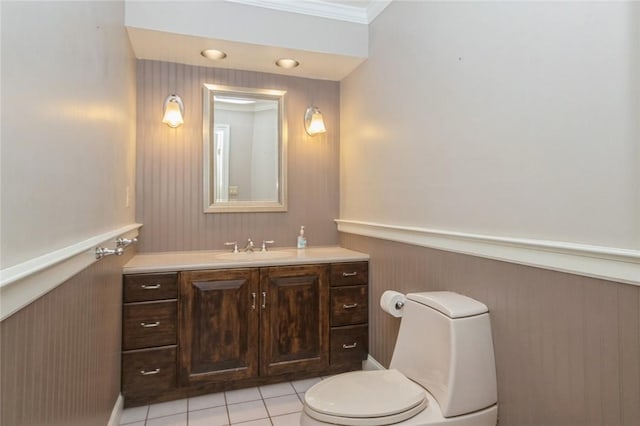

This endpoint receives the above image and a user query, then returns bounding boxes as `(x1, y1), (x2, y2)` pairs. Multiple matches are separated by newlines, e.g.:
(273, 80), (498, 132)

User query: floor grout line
(121, 377), (320, 426)
(223, 390), (231, 425)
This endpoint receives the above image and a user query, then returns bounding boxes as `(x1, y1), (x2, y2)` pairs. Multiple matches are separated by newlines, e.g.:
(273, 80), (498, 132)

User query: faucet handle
(224, 241), (239, 253)
(261, 240), (275, 252)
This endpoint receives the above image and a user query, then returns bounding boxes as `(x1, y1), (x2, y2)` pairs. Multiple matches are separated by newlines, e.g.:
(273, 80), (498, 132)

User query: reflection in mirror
(203, 84), (287, 212)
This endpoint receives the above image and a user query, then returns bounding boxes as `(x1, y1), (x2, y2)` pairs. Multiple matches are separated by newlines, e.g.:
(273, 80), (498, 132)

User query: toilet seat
(304, 369), (428, 426)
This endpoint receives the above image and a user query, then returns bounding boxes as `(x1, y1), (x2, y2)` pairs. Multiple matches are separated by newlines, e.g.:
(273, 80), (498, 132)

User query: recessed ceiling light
(201, 49), (227, 60)
(275, 58), (300, 69)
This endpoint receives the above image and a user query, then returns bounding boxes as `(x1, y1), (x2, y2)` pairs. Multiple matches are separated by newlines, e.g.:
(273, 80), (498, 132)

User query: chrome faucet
(261, 240), (275, 252)
(244, 238), (255, 252)
(224, 241), (239, 253)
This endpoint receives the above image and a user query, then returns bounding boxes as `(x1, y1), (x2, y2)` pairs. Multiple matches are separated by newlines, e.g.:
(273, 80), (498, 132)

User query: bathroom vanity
(120, 247), (369, 407)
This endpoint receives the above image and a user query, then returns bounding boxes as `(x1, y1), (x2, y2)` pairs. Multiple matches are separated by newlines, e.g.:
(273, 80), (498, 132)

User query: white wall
(251, 108), (278, 201)
(340, 1), (640, 250)
(217, 109), (255, 200)
(1, 1), (137, 268)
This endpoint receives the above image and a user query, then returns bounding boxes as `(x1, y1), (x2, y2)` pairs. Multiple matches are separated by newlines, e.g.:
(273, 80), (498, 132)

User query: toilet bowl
(303, 370), (428, 425)
(301, 291), (498, 426)
(301, 378), (497, 426)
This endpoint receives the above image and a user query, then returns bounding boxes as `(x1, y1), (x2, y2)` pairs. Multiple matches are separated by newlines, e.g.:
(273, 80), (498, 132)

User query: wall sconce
(162, 94), (184, 128)
(304, 106), (326, 136)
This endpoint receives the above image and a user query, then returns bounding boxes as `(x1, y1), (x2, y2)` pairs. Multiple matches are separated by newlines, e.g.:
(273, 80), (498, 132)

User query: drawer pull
(342, 272), (358, 277)
(140, 321), (160, 328)
(141, 284), (161, 290)
(140, 369), (160, 376)
(343, 303), (359, 309)
(342, 343), (358, 349)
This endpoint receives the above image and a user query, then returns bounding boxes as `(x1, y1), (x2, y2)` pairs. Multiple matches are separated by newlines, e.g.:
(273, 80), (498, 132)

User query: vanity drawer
(330, 262), (368, 287)
(123, 301), (177, 350)
(331, 286), (368, 326)
(331, 325), (368, 365)
(122, 346), (176, 395)
(124, 273), (178, 303)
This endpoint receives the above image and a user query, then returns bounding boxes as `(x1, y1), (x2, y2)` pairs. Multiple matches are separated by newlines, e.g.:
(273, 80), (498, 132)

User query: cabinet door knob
(251, 292), (257, 310)
(342, 303), (359, 309)
(140, 369), (160, 375)
(342, 343), (358, 349)
(140, 321), (160, 328)
(342, 272), (358, 277)
(261, 292), (267, 309)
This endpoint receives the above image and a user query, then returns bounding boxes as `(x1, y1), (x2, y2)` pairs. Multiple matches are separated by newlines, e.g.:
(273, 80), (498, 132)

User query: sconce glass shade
(304, 106), (326, 136)
(162, 94), (184, 128)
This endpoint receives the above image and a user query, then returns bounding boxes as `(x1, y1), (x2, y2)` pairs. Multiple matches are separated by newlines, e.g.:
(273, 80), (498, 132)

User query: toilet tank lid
(406, 291), (488, 318)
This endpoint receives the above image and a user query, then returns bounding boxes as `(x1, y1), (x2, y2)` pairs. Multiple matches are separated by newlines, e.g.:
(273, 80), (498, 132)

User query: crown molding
(366, 0), (392, 23)
(225, 0), (391, 24)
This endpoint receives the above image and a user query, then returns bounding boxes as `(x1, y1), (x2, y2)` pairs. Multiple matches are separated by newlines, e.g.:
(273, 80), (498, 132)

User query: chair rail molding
(0, 223), (142, 321)
(335, 219), (640, 286)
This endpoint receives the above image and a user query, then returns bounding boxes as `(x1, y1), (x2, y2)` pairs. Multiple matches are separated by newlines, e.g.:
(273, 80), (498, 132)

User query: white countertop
(123, 246), (369, 274)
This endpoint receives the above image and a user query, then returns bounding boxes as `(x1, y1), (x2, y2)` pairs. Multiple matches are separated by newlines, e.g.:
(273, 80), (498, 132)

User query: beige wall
(341, 1), (640, 250)
(0, 0), (137, 268)
(135, 60), (340, 253)
(341, 233), (640, 426)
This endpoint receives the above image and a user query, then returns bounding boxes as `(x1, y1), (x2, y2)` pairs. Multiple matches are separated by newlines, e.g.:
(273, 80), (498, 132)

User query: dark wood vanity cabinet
(259, 265), (330, 376)
(178, 265), (329, 385)
(122, 261), (367, 407)
(121, 272), (178, 405)
(178, 269), (260, 386)
(329, 262), (369, 368)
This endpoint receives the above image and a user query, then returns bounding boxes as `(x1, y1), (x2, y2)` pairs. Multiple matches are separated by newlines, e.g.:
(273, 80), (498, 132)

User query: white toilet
(301, 291), (498, 426)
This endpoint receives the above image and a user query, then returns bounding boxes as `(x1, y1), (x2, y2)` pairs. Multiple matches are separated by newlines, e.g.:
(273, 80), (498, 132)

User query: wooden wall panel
(136, 60), (340, 253)
(0, 250), (134, 426)
(340, 233), (640, 426)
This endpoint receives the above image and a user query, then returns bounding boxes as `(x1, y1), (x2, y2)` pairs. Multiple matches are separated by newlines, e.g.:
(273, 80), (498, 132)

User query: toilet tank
(389, 291), (497, 418)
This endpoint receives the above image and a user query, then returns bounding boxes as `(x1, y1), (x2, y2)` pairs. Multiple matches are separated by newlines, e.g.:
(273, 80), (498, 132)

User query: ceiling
(126, 0), (392, 81)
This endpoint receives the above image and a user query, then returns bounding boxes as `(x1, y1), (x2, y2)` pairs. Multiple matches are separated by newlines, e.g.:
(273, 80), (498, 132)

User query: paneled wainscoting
(340, 233), (640, 426)
(1, 249), (135, 426)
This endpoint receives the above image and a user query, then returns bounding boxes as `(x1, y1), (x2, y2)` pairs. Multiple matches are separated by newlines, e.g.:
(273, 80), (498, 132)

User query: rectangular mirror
(203, 84), (287, 213)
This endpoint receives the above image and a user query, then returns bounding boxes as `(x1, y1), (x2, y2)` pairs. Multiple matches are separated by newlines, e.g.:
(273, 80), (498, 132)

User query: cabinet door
(178, 269), (259, 386)
(260, 264), (329, 376)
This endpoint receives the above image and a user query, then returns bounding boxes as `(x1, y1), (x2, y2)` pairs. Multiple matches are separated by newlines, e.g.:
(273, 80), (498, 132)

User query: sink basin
(215, 250), (294, 261)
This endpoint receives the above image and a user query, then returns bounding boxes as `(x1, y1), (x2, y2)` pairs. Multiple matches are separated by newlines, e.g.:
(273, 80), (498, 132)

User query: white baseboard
(362, 355), (385, 371)
(107, 393), (124, 426)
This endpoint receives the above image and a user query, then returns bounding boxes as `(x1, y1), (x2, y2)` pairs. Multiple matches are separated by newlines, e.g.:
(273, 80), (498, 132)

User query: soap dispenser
(297, 226), (307, 249)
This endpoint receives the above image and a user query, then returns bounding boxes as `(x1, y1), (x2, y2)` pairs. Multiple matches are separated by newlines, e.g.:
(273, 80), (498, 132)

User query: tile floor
(119, 376), (325, 426)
